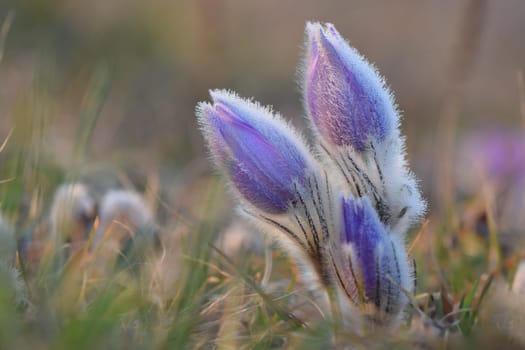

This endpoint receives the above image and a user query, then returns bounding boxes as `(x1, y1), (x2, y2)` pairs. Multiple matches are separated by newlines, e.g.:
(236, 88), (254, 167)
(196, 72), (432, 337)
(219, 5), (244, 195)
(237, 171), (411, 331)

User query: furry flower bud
(336, 195), (413, 322)
(91, 190), (158, 268)
(303, 22), (398, 151)
(197, 90), (313, 214)
(50, 183), (97, 246)
(93, 190), (156, 247)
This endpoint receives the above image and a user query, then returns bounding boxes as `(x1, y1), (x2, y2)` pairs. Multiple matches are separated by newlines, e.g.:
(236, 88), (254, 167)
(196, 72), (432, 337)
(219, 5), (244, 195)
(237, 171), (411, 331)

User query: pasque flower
(302, 22), (426, 234)
(198, 90), (335, 283)
(197, 90), (314, 214)
(304, 22), (397, 151)
(197, 22), (425, 328)
(332, 195), (413, 322)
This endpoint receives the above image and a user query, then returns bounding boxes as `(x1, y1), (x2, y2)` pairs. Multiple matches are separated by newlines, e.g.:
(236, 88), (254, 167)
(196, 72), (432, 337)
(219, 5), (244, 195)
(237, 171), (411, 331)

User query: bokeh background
(0, 0), (524, 214)
(1, 2), (525, 347)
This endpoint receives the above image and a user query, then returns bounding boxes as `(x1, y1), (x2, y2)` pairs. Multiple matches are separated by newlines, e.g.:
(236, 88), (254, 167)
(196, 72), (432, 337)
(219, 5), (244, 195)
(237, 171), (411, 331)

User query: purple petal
(304, 22), (396, 150)
(198, 90), (311, 214)
(341, 196), (386, 301)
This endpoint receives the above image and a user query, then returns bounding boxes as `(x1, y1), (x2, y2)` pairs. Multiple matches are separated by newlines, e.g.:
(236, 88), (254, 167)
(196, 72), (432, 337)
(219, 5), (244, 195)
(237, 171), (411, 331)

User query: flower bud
(91, 190), (157, 269)
(197, 90), (313, 214)
(303, 22), (397, 151)
(336, 195), (413, 322)
(50, 183), (97, 246)
(93, 190), (155, 246)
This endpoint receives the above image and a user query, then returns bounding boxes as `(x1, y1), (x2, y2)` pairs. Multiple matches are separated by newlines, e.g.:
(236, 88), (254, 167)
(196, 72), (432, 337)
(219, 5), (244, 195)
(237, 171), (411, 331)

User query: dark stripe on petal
(370, 142), (385, 187)
(374, 253), (381, 308)
(310, 176), (329, 241)
(347, 249), (364, 303)
(412, 258), (417, 295)
(390, 240), (402, 285)
(295, 184), (321, 256)
(385, 266), (393, 314)
(319, 143), (362, 196)
(331, 255), (358, 305)
(260, 215), (308, 252)
(340, 153), (365, 197)
(293, 213), (315, 255)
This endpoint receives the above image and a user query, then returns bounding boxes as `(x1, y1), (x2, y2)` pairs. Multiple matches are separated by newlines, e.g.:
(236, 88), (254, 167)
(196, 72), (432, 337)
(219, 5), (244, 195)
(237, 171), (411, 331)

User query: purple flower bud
(339, 195), (412, 317)
(303, 22), (398, 151)
(197, 90), (312, 214)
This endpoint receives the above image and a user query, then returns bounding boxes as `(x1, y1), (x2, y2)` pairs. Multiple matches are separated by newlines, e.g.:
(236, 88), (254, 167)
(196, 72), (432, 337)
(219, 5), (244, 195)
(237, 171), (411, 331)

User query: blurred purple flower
(337, 195), (412, 318)
(459, 129), (525, 184)
(457, 128), (525, 248)
(197, 90), (312, 214)
(303, 22), (398, 151)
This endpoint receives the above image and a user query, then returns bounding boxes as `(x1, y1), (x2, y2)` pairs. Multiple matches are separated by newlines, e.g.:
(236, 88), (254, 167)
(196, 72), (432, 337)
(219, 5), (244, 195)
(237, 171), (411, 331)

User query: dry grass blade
(0, 177), (15, 184)
(210, 244), (308, 330)
(409, 219), (429, 254)
(0, 129), (14, 154)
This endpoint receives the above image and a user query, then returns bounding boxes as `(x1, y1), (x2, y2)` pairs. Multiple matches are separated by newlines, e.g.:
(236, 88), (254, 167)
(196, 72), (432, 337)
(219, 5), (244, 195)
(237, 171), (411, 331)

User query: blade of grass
(0, 9), (14, 63)
(72, 63), (113, 166)
(211, 244), (307, 330)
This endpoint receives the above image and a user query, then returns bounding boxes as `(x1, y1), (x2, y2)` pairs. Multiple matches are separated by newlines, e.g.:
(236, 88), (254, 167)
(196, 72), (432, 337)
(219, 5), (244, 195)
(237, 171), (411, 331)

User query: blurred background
(0, 0), (524, 215)
(1, 2), (525, 347)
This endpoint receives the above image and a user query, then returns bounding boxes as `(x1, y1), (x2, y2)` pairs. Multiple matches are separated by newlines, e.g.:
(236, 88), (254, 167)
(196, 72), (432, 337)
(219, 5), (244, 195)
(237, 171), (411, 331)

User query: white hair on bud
(374, 136), (427, 235)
